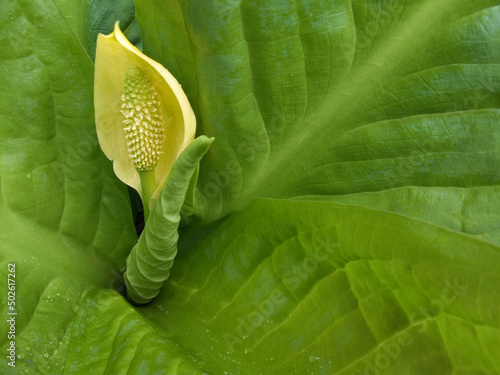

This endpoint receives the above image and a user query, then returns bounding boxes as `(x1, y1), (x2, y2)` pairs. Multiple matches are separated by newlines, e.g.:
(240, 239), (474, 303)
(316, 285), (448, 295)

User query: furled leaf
(124, 136), (213, 304)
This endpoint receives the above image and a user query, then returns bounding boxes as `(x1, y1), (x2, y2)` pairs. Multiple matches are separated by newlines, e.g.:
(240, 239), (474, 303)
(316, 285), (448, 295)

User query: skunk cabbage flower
(94, 22), (195, 218)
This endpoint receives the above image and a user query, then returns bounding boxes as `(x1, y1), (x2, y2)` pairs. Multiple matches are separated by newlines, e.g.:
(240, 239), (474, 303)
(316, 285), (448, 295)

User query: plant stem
(138, 170), (156, 221)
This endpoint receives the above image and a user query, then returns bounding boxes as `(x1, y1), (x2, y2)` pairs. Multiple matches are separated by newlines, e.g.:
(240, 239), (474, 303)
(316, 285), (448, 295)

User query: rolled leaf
(124, 136), (213, 304)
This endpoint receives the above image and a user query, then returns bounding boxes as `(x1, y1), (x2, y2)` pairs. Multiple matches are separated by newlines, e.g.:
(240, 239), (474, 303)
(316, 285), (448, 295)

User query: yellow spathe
(94, 22), (196, 211)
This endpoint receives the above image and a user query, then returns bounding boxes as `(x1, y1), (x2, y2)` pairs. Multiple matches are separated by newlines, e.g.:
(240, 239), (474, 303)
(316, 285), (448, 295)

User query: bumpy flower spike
(121, 66), (165, 172)
(94, 22), (196, 219)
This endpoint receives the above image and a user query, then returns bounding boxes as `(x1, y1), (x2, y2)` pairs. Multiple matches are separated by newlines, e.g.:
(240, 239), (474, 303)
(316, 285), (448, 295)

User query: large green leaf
(136, 0), (500, 225)
(0, 0), (136, 373)
(65, 200), (500, 374)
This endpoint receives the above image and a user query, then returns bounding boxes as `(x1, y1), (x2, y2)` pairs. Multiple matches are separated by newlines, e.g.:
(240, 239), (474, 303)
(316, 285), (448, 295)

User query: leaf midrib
(246, 0), (471, 201)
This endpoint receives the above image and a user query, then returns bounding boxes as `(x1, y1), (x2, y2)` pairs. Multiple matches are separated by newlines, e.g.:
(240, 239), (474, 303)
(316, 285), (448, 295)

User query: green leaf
(0, 0), (136, 373)
(55, 0), (140, 61)
(0, 0), (136, 263)
(135, 0), (500, 227)
(124, 136), (213, 304)
(67, 199), (500, 374)
(64, 289), (205, 374)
